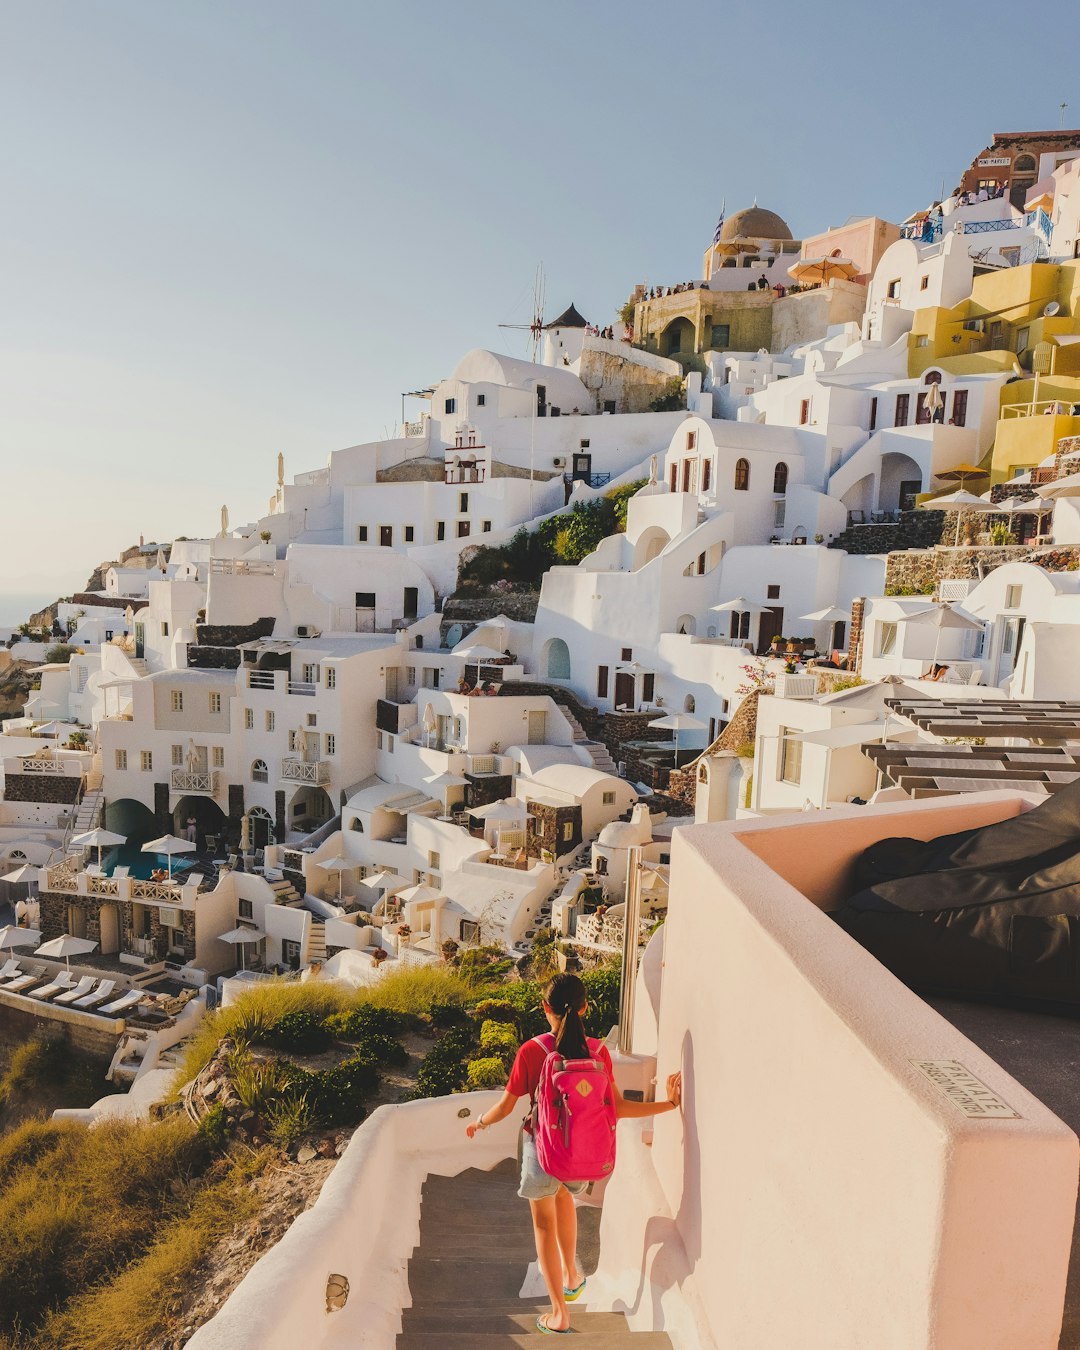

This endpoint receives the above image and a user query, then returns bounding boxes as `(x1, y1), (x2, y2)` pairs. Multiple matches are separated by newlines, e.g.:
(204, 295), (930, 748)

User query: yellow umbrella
(787, 256), (859, 286)
(936, 463), (989, 488)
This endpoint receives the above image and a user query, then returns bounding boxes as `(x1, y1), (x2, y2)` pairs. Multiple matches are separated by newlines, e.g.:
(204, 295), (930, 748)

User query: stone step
(397, 1332), (671, 1348)
(401, 1308), (626, 1335)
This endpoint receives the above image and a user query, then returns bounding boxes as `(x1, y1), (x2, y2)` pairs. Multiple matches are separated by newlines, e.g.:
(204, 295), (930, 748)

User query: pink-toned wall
(592, 792), (1078, 1350)
(800, 216), (901, 284)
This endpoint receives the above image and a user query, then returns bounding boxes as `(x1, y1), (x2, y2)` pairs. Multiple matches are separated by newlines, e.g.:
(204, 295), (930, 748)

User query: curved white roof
(528, 764), (625, 796)
(448, 349), (590, 405)
(597, 819), (648, 848)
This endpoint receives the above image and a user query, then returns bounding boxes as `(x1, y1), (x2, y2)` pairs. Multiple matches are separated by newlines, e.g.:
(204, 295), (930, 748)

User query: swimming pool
(102, 843), (198, 881)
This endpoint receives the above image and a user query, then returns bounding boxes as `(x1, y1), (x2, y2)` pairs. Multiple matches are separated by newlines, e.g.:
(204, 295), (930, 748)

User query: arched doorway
(99, 903), (120, 955)
(248, 806), (274, 848)
(288, 785), (335, 834)
(104, 797), (158, 843)
(660, 317), (695, 358)
(543, 637), (571, 681)
(633, 526), (671, 569)
(879, 452), (923, 514)
(675, 614), (696, 635)
(171, 796), (228, 852)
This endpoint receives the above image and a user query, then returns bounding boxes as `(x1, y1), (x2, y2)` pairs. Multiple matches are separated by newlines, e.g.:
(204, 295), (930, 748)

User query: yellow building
(908, 259), (1080, 482)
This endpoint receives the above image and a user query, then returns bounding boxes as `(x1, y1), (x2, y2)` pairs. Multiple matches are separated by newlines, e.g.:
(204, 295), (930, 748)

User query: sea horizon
(0, 591), (64, 628)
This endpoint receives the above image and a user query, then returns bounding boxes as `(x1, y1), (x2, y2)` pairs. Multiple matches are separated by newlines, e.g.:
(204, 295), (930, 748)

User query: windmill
(498, 262), (546, 361)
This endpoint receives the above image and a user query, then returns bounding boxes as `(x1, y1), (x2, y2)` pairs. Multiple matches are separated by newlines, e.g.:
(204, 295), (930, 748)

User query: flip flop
(564, 1277), (586, 1302)
(536, 1314), (573, 1334)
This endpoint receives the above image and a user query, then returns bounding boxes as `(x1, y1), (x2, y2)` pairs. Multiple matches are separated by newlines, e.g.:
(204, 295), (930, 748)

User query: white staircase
(66, 787), (105, 853)
(268, 876), (303, 906)
(306, 917), (327, 963)
(559, 705), (619, 776)
(125, 656), (149, 676)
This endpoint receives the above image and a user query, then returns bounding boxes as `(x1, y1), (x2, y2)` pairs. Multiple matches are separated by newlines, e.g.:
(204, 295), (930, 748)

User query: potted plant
(814, 532), (824, 543)
(371, 946), (388, 967)
(259, 530), (272, 543)
(770, 635), (784, 651)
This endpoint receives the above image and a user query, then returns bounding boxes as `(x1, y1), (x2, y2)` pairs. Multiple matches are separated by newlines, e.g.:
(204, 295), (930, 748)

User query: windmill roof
(544, 303), (589, 330)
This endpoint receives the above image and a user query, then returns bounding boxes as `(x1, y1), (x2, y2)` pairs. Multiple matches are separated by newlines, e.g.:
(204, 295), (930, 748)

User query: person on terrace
(466, 972), (681, 1335)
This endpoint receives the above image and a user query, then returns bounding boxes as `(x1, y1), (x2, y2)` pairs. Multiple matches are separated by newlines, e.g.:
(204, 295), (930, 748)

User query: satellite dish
(1044, 300), (1061, 317)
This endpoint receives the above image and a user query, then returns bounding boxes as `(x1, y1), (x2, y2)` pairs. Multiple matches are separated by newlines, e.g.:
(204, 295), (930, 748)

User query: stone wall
(883, 543), (1080, 595)
(526, 801), (582, 858)
(466, 773), (513, 810)
(3, 773), (81, 805)
(39, 889), (194, 963)
(0, 998), (121, 1057)
(194, 618), (276, 648)
(187, 646), (242, 670)
(829, 511), (945, 555)
(441, 593), (541, 642)
(576, 347), (679, 414)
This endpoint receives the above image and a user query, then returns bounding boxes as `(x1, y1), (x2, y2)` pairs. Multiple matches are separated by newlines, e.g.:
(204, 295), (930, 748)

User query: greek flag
(712, 202), (725, 244)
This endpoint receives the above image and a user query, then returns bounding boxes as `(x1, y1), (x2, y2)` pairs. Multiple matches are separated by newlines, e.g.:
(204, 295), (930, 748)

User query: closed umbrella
(141, 834), (197, 879)
(35, 933), (98, 970)
(920, 489), (996, 546)
(220, 504), (230, 538)
(70, 828), (127, 869)
(925, 381), (945, 422)
(0, 926), (42, 950)
(155, 548), (167, 574)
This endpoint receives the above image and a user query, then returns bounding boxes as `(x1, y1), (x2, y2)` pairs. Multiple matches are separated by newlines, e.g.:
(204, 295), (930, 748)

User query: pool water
(103, 843), (198, 881)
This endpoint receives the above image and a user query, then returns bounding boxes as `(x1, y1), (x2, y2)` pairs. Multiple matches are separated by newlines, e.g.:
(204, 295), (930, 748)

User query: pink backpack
(530, 1033), (617, 1184)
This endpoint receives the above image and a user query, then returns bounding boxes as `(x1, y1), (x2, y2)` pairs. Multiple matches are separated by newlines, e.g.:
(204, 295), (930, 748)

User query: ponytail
(543, 973), (590, 1060)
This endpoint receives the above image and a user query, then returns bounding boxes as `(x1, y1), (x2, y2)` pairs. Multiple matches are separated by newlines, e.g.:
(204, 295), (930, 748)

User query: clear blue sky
(1, 0), (1076, 621)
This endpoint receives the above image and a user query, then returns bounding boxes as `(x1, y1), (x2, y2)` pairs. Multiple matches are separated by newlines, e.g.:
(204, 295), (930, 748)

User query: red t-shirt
(507, 1035), (614, 1134)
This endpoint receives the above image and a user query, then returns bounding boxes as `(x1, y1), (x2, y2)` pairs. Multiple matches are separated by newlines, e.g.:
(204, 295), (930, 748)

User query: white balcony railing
(281, 758), (330, 784)
(288, 680), (317, 697)
(17, 757), (70, 774)
(170, 768), (219, 794)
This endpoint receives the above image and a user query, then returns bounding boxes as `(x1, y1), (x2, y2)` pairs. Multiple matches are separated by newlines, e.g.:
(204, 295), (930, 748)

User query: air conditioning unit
(552, 457), (567, 468)
(296, 625), (320, 639)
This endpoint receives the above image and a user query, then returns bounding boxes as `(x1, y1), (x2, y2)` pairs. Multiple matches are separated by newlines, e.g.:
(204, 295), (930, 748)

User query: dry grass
(169, 966), (470, 1095)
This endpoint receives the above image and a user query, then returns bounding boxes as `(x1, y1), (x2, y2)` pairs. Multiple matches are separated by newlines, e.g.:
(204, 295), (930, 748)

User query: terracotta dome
(719, 206), (793, 243)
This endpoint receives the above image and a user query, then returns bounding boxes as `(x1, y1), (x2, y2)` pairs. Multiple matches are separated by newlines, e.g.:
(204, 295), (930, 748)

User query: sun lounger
(113, 866), (130, 879)
(54, 976), (97, 1005)
(0, 959), (23, 985)
(99, 989), (143, 1017)
(29, 972), (78, 1001)
(73, 978), (116, 1009)
(4, 965), (47, 993)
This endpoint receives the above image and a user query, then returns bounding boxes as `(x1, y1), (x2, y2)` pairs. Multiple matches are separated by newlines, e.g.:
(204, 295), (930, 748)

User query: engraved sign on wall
(911, 1060), (1020, 1119)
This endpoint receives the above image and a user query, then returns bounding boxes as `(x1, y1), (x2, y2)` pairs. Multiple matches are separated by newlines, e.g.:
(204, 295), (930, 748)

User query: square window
(436, 521), (446, 541)
(172, 744), (183, 765)
(597, 665), (609, 698)
(141, 750), (152, 772)
(621, 648), (632, 661)
(767, 584), (781, 599)
(209, 692), (222, 713)
(244, 708), (253, 729)
(476, 393), (486, 407)
(161, 622), (169, 637)
(406, 666), (416, 683)
(325, 733), (336, 756)
(459, 492), (469, 512)
(919, 275), (929, 290)
(886, 279), (900, 299)
(357, 525), (368, 542)
(115, 749), (127, 770)
(562, 822), (574, 841)
(171, 690), (183, 712)
(325, 667), (336, 689)
(1005, 584), (1023, 609)
(212, 746), (224, 768)
(444, 397), (456, 414)
(457, 520), (471, 538)
(266, 710), (275, 732)
(404, 525), (415, 543)
(602, 791), (616, 805)
(306, 712), (317, 726)
(779, 728), (803, 785)
(239, 898), (253, 919)
(482, 520), (492, 533)
(915, 335), (929, 348)
(376, 731), (384, 750)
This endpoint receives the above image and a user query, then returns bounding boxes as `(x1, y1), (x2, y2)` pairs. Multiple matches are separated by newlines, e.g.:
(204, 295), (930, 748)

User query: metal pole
(618, 845), (642, 1056)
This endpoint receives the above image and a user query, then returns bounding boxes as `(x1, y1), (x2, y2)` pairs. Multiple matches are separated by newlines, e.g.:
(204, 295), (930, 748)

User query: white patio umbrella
(469, 800), (526, 821)
(710, 597), (772, 616)
(1, 864), (39, 888)
(396, 883), (443, 905)
(141, 834), (197, 878)
(70, 828), (127, 869)
(994, 495), (1050, 538)
(317, 854), (358, 902)
(1035, 471), (1080, 501)
(361, 868), (410, 894)
(33, 721), (65, 738)
(0, 926), (42, 950)
(896, 603), (986, 672)
(454, 643), (505, 662)
(920, 490), (997, 546)
(35, 933), (98, 970)
(649, 712), (708, 760)
(217, 926), (265, 971)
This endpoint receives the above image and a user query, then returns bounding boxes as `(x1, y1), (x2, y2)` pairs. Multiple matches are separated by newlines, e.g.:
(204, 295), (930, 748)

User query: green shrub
(467, 1057), (508, 1090)
(581, 964), (621, 1039)
(310, 1055), (380, 1126)
(361, 964), (470, 1016)
(411, 1025), (476, 1099)
(229, 1058), (284, 1116)
(325, 1004), (410, 1040)
(262, 1010), (330, 1054)
(470, 999), (519, 1024)
(197, 1104), (230, 1152)
(479, 1020), (518, 1055)
(43, 645), (75, 664)
(429, 1000), (470, 1029)
(266, 1093), (316, 1148)
(0, 1038), (67, 1103)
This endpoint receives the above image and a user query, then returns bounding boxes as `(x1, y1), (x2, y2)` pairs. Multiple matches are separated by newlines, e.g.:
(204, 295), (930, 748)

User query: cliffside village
(4, 124), (1080, 1028)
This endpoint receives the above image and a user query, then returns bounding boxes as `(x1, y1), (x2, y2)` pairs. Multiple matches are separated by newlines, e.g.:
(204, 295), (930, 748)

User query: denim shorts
(518, 1131), (588, 1201)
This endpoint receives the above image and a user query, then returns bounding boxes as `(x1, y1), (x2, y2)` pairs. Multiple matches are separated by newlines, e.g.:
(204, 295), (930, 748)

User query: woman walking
(467, 972), (682, 1335)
